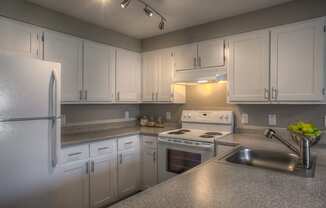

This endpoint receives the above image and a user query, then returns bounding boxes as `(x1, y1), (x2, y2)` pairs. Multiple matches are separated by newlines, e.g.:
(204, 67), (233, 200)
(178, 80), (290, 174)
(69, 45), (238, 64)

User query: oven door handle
(158, 138), (214, 149)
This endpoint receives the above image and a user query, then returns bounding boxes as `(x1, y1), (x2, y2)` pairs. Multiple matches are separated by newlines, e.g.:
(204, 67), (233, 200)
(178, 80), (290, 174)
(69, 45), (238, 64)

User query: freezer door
(0, 119), (61, 208)
(0, 53), (61, 120)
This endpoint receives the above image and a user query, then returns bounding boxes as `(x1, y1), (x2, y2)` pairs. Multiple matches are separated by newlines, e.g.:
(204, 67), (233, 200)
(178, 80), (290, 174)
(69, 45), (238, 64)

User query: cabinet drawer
(118, 135), (139, 151)
(61, 144), (89, 164)
(90, 139), (116, 157)
(142, 136), (157, 149)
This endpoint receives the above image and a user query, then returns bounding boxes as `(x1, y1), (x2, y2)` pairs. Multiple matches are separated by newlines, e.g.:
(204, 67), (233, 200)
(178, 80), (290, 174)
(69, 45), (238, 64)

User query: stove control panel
(182, 110), (233, 124)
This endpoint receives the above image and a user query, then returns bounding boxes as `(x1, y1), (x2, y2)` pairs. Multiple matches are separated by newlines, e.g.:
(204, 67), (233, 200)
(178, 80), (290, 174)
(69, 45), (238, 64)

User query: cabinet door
(173, 43), (197, 71)
(197, 38), (225, 68)
(142, 51), (158, 102)
(84, 41), (115, 103)
(56, 161), (90, 208)
(90, 155), (117, 208)
(44, 31), (83, 103)
(157, 49), (174, 102)
(118, 136), (140, 198)
(0, 17), (42, 59)
(270, 19), (325, 101)
(141, 137), (157, 189)
(228, 30), (270, 102)
(116, 48), (141, 102)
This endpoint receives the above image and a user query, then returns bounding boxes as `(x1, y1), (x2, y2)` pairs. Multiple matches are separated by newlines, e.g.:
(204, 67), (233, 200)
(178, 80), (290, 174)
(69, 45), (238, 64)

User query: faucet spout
(264, 129), (300, 156)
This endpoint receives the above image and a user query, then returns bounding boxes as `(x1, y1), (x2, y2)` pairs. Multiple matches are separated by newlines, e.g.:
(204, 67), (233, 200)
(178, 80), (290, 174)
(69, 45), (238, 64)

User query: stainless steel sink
(222, 147), (316, 177)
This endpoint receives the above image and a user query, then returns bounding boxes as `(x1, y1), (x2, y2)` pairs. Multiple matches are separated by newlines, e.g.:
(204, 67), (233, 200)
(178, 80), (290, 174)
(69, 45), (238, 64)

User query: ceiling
(28, 0), (294, 39)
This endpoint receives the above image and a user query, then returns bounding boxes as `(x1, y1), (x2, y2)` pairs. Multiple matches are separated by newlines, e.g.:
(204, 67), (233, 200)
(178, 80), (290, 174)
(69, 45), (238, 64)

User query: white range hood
(174, 67), (227, 84)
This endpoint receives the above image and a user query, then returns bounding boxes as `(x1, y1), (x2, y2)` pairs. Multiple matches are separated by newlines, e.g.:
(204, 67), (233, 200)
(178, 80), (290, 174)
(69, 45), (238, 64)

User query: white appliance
(0, 53), (61, 208)
(158, 110), (234, 182)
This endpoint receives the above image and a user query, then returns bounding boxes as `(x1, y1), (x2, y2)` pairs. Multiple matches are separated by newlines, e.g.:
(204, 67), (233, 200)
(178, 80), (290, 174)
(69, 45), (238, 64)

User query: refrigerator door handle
(49, 71), (58, 168)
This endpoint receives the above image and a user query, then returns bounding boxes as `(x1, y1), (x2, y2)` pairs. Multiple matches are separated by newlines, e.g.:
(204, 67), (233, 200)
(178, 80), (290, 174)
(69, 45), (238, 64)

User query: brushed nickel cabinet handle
(86, 161), (89, 174)
(152, 92), (154, 101)
(119, 153), (123, 164)
(85, 90), (88, 100)
(264, 88), (269, 100)
(68, 152), (82, 157)
(98, 147), (109, 151)
(156, 92), (158, 101)
(271, 88), (277, 100)
(198, 57), (201, 67)
(117, 92), (120, 101)
(91, 161), (95, 173)
(79, 90), (83, 100)
(153, 152), (156, 162)
(193, 57), (197, 67)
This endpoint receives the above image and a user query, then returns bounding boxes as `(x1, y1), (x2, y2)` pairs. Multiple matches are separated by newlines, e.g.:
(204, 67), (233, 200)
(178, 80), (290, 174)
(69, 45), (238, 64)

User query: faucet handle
(264, 129), (276, 139)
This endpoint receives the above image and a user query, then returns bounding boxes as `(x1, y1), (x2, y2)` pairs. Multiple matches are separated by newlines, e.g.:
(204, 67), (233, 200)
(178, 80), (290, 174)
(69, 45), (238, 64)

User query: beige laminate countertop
(61, 126), (178, 147)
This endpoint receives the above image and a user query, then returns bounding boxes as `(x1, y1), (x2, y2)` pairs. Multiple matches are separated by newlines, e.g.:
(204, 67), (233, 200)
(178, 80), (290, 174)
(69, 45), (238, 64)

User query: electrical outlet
(268, 114), (277, 126)
(241, 113), (248, 124)
(166, 112), (171, 121)
(124, 111), (129, 120)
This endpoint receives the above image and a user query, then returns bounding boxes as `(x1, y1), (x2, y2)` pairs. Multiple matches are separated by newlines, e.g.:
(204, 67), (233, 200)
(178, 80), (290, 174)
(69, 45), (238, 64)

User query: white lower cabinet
(117, 135), (141, 199)
(89, 140), (117, 208)
(141, 136), (158, 189)
(56, 160), (90, 208)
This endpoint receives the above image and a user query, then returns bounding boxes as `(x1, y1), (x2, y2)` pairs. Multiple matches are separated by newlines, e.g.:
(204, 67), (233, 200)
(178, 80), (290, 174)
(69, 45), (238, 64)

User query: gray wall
(140, 83), (326, 129)
(62, 105), (140, 124)
(142, 0), (326, 51)
(0, 0), (141, 51)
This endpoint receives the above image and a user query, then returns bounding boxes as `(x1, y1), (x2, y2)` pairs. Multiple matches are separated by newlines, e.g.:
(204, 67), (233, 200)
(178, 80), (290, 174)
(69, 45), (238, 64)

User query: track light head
(159, 19), (165, 31)
(144, 6), (153, 17)
(121, 0), (131, 8)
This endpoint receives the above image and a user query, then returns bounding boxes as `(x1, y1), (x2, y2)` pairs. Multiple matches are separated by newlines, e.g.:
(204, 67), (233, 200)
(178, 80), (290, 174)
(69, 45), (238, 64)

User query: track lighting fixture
(120, 0), (167, 31)
(159, 18), (165, 31)
(120, 0), (131, 8)
(144, 6), (153, 17)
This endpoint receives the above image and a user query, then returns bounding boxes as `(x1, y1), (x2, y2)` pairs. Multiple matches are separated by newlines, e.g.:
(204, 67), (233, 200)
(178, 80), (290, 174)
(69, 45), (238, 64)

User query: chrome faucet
(264, 129), (312, 169)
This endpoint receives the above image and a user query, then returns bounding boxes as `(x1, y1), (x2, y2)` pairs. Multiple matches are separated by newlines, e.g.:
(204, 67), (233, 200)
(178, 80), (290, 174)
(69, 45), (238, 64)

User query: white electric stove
(158, 110), (234, 182)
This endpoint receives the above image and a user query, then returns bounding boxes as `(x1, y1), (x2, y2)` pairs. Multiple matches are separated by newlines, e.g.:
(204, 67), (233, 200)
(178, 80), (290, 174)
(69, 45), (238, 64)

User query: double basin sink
(220, 146), (316, 178)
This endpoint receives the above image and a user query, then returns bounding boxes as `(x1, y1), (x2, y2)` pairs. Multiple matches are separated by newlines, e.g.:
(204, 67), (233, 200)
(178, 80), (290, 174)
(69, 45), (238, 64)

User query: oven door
(158, 137), (214, 183)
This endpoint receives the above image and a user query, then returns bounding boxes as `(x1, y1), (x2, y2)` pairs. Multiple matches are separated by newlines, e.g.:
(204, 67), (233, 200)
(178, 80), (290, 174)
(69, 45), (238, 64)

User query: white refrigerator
(0, 53), (61, 208)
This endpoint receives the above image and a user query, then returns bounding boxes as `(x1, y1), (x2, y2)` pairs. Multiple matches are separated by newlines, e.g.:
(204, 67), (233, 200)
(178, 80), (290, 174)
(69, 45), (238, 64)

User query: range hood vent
(174, 67), (227, 84)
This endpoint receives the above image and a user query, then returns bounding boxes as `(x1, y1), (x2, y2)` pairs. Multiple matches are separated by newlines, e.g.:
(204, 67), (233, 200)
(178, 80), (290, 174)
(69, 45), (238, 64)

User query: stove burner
(168, 131), (185, 135)
(205, 132), (222, 136)
(200, 135), (214, 138)
(168, 129), (190, 135)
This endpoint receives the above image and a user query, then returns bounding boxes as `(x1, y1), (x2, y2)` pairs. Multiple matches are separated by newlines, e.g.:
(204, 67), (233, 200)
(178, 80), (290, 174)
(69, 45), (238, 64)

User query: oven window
(167, 149), (202, 174)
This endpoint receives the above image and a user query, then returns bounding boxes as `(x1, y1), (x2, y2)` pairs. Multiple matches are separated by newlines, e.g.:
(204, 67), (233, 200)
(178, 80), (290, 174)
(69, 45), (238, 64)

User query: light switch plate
(166, 112), (172, 121)
(268, 114), (277, 126)
(241, 113), (248, 124)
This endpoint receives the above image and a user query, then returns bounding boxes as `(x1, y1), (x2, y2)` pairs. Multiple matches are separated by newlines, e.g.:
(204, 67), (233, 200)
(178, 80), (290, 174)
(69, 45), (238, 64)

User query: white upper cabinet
(173, 43), (197, 71)
(157, 49), (174, 102)
(228, 30), (270, 102)
(141, 49), (184, 103)
(0, 17), (42, 59)
(197, 38), (225, 68)
(270, 18), (326, 102)
(142, 51), (158, 102)
(83, 40), (115, 103)
(116, 48), (141, 102)
(43, 31), (83, 103)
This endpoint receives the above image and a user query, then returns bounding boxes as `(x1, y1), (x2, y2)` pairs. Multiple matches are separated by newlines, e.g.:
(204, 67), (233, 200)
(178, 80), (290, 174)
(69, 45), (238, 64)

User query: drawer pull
(98, 147), (110, 151)
(125, 141), (133, 145)
(68, 152), (82, 157)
